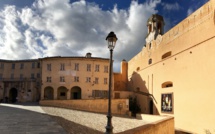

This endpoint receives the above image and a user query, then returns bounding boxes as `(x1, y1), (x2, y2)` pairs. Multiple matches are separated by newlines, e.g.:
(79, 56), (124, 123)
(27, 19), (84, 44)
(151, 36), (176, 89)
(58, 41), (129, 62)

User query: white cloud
(0, 0), (161, 72)
(162, 2), (180, 11)
(187, 8), (194, 16)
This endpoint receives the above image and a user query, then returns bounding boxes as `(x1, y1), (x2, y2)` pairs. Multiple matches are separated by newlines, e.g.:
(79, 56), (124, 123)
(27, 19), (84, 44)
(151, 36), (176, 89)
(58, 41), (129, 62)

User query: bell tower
(145, 14), (165, 44)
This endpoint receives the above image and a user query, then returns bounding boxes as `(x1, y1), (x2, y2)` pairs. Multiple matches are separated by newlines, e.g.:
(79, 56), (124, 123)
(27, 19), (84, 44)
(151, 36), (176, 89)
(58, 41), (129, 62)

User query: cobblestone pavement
(0, 103), (163, 134)
(0, 103), (67, 134)
(41, 106), (155, 134)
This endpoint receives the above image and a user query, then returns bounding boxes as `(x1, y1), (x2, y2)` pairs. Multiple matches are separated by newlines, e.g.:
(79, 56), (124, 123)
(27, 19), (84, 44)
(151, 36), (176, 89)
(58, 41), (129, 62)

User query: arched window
(162, 81), (173, 88)
(162, 51), (172, 59)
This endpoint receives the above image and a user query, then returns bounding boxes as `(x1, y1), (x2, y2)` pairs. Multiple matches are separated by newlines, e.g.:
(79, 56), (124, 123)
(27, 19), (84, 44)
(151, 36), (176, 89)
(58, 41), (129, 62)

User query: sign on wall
(161, 93), (173, 113)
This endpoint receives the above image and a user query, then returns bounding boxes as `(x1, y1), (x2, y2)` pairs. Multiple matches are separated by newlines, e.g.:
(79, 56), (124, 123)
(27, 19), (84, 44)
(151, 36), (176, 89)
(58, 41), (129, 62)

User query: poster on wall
(161, 93), (173, 113)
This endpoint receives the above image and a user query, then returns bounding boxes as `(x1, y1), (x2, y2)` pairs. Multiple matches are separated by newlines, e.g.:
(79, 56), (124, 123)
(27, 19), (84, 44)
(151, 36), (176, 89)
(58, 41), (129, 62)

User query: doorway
(9, 88), (18, 103)
(149, 100), (153, 114)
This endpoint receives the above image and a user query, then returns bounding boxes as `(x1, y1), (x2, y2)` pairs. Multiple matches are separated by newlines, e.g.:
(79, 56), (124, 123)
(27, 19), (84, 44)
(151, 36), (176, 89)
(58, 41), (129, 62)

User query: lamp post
(105, 31), (117, 134)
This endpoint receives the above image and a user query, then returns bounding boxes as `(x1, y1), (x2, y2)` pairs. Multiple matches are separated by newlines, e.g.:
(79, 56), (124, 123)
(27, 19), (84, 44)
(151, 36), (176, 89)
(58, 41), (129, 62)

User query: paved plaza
(0, 103), (169, 134)
(0, 103), (67, 134)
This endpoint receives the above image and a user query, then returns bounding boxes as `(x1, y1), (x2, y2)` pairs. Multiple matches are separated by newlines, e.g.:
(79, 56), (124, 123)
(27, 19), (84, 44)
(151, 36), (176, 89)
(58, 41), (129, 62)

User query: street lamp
(105, 31), (117, 134)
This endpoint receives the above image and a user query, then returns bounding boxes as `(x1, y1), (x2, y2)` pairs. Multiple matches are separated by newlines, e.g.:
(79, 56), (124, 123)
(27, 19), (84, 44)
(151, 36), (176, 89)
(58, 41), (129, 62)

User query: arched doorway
(44, 86), (54, 100)
(57, 86), (67, 100)
(71, 86), (81, 99)
(9, 88), (18, 103)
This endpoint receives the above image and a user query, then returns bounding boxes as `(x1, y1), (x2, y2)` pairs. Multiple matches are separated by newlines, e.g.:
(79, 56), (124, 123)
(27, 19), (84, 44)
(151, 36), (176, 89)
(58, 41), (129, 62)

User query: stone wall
(126, 0), (215, 133)
(119, 116), (174, 134)
(39, 99), (129, 115)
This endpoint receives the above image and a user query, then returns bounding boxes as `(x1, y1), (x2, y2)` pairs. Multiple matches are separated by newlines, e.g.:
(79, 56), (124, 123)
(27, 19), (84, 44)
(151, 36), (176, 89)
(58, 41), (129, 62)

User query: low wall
(119, 115), (174, 134)
(39, 99), (129, 115)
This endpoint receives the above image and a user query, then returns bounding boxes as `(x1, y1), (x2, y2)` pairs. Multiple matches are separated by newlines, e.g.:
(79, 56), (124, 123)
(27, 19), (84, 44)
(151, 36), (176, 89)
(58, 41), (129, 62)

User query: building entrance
(9, 88), (18, 103)
(71, 86), (81, 99)
(149, 100), (153, 114)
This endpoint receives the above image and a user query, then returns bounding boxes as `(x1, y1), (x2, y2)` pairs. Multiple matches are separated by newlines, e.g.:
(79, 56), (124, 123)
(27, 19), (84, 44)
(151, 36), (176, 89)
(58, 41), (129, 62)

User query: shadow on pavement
(0, 104), (67, 134)
(50, 115), (103, 134)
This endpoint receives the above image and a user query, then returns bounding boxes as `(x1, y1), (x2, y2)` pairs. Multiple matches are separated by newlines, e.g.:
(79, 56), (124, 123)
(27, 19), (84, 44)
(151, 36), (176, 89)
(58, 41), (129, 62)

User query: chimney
(86, 52), (92, 58)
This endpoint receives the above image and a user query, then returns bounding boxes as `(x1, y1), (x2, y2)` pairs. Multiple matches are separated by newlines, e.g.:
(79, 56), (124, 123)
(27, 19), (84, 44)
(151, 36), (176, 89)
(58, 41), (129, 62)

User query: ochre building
(0, 59), (41, 102)
(0, 53), (111, 102)
(115, 0), (215, 133)
(41, 53), (110, 100)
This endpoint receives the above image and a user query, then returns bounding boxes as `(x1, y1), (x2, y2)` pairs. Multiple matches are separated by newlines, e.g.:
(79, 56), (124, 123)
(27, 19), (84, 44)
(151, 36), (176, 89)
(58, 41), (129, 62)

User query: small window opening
(162, 51), (172, 59)
(148, 59), (152, 65)
(149, 43), (152, 49)
(157, 23), (162, 34)
(162, 81), (173, 88)
(136, 67), (140, 71)
(149, 24), (152, 33)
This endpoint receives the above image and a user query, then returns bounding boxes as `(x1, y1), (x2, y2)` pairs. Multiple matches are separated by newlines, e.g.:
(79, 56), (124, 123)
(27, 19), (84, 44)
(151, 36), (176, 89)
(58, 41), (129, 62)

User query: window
(162, 51), (172, 59)
(11, 74), (14, 79)
(95, 65), (99, 72)
(60, 76), (65, 82)
(74, 76), (79, 82)
(104, 66), (108, 73)
(60, 63), (65, 70)
(20, 63), (24, 69)
(94, 77), (99, 84)
(162, 81), (173, 88)
(104, 78), (108, 85)
(86, 77), (91, 83)
(87, 64), (91, 71)
(0, 74), (2, 80)
(148, 24), (152, 32)
(37, 73), (40, 78)
(20, 74), (23, 80)
(32, 62), (35, 68)
(47, 77), (51, 82)
(75, 63), (79, 71)
(148, 59), (152, 65)
(31, 73), (34, 79)
(0, 63), (4, 69)
(149, 43), (152, 49)
(12, 63), (15, 69)
(136, 67), (140, 71)
(92, 90), (108, 98)
(47, 64), (51, 71)
(37, 62), (40, 68)
(92, 90), (99, 98)
(60, 92), (66, 96)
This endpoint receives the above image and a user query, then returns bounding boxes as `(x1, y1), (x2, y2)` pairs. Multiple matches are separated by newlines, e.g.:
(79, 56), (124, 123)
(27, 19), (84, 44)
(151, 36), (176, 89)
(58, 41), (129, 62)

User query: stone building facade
(114, 0), (215, 133)
(0, 59), (41, 102)
(41, 54), (110, 100)
(0, 53), (111, 102)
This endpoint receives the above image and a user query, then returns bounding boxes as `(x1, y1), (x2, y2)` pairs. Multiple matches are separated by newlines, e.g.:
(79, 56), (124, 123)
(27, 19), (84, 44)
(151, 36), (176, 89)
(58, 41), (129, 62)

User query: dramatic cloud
(0, 0), (161, 71)
(162, 2), (180, 11)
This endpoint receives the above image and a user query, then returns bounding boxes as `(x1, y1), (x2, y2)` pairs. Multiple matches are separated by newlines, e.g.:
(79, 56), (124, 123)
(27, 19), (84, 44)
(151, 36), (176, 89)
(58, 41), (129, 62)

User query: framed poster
(161, 93), (173, 113)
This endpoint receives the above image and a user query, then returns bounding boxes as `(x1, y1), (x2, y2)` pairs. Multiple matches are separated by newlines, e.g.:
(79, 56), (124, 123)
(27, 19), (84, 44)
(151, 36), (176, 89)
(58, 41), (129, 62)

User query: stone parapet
(118, 115), (174, 134)
(39, 99), (129, 115)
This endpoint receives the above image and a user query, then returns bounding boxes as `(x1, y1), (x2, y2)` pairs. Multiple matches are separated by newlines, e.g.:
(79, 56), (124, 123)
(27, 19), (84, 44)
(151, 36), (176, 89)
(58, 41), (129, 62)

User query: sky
(0, 0), (208, 72)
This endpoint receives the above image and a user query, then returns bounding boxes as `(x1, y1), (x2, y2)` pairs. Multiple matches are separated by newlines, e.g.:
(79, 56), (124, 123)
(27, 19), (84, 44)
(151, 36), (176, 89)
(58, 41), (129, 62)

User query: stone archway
(57, 86), (67, 100)
(9, 88), (18, 103)
(44, 86), (54, 100)
(71, 86), (81, 99)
